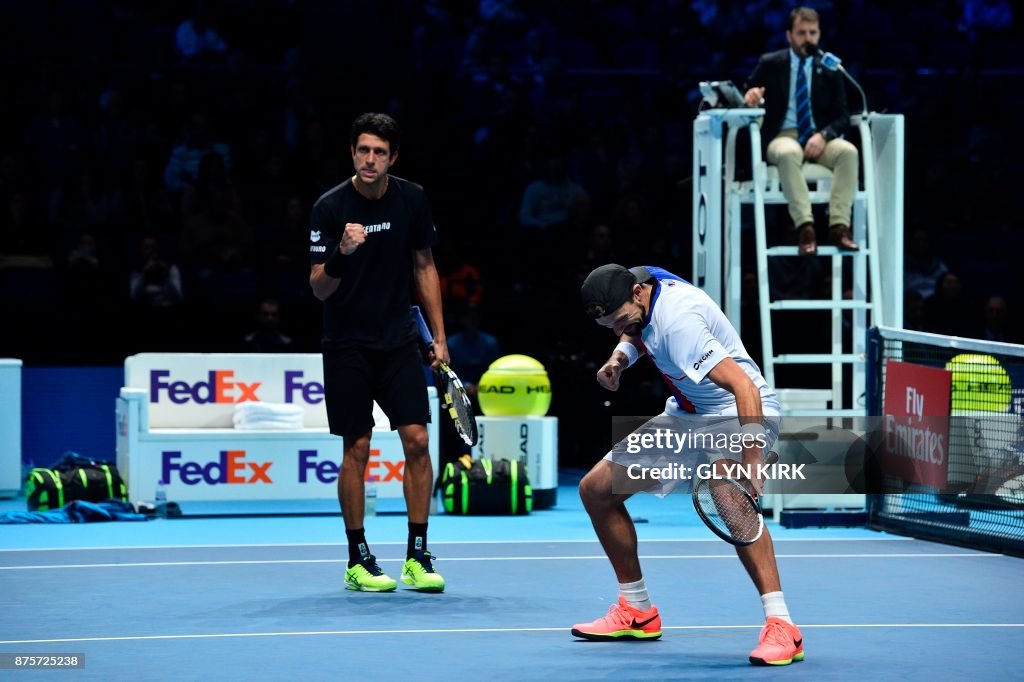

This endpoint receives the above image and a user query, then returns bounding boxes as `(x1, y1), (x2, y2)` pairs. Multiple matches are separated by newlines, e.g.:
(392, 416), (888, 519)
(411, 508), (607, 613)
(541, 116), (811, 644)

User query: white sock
(619, 578), (652, 611)
(761, 591), (793, 624)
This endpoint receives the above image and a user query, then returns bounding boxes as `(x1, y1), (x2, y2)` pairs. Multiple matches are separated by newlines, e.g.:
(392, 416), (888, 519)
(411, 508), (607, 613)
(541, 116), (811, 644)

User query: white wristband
(614, 342), (639, 367)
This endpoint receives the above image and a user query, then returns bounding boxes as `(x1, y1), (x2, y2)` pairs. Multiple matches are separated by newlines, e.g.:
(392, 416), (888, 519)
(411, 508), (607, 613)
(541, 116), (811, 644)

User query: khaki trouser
(767, 129), (859, 228)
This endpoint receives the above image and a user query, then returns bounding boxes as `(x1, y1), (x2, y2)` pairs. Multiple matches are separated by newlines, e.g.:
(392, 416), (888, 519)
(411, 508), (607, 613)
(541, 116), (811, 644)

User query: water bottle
(365, 475), (378, 518)
(155, 479), (168, 519)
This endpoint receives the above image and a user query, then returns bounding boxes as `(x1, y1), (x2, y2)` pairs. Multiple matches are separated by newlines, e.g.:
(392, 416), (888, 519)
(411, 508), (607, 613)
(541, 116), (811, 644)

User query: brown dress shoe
(797, 223), (818, 256)
(829, 225), (859, 250)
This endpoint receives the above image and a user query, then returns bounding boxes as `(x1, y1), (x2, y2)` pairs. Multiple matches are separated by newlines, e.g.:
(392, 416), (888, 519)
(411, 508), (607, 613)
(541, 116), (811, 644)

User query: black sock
(408, 522), (428, 558)
(346, 528), (370, 567)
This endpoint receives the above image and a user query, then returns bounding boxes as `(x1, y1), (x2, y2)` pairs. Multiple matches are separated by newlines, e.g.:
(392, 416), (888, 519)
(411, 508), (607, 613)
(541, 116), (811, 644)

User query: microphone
(804, 43), (868, 114)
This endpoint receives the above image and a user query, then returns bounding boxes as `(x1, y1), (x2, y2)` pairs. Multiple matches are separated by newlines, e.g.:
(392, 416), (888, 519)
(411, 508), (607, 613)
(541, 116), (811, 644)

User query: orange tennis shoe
(570, 596), (662, 641)
(749, 617), (804, 666)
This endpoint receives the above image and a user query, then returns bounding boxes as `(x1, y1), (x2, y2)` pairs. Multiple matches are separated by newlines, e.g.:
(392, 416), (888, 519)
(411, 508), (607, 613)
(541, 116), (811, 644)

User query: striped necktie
(795, 56), (813, 145)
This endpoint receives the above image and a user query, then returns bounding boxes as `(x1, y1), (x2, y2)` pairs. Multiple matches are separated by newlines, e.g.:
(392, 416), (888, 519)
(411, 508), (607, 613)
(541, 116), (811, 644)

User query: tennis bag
(24, 452), (128, 511)
(440, 456), (532, 515)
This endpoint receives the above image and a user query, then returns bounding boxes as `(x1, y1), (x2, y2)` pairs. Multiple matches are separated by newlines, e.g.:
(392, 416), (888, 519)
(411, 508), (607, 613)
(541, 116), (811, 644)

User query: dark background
(1, 1), (1021, 467)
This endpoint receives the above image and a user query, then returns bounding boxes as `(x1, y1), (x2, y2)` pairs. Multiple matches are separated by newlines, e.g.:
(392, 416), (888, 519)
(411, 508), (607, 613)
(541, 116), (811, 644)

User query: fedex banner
(125, 353), (330, 428)
(116, 376), (439, 502)
(881, 360), (952, 488)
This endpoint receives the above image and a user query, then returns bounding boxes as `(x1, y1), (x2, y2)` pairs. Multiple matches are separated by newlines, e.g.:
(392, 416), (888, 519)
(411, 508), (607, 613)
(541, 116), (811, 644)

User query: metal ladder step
(769, 300), (873, 311)
(773, 353), (863, 364)
(779, 408), (864, 418)
(765, 246), (870, 257)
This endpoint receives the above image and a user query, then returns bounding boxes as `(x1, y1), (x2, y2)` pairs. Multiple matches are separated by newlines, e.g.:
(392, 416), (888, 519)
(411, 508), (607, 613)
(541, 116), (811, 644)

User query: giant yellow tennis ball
(945, 353), (1011, 412)
(478, 355), (552, 416)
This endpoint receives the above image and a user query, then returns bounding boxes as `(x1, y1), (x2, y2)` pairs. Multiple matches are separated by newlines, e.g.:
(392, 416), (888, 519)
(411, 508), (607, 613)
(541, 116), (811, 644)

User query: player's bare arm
(412, 247), (449, 366)
(596, 334), (644, 391)
(310, 223), (369, 301)
(707, 357), (767, 495)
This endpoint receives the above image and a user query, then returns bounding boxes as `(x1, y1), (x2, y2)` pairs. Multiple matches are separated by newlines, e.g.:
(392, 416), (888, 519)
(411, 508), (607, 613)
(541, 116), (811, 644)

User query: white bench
(0, 359), (21, 498)
(115, 353), (438, 504)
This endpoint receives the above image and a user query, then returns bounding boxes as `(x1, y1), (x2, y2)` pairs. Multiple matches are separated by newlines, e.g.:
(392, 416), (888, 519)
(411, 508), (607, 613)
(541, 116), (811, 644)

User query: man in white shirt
(570, 263), (804, 667)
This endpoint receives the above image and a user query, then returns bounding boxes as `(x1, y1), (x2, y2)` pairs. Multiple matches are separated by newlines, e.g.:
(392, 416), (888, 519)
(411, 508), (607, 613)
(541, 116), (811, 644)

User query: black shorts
(322, 342), (430, 438)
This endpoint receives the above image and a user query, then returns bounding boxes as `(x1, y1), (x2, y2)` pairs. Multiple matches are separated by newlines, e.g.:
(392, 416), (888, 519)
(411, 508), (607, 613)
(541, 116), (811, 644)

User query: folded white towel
(234, 402), (304, 419)
(235, 417), (304, 431)
(233, 402), (305, 430)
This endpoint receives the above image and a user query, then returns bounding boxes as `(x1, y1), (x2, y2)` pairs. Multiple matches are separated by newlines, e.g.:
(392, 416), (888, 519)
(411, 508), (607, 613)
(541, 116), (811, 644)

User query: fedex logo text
(150, 370), (261, 404)
(162, 450), (273, 485)
(299, 449), (404, 484)
(284, 371), (324, 404)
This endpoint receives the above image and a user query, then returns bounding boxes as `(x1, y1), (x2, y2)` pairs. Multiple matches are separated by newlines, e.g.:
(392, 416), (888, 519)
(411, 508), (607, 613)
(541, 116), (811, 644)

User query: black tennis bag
(440, 456), (532, 515)
(24, 452), (129, 511)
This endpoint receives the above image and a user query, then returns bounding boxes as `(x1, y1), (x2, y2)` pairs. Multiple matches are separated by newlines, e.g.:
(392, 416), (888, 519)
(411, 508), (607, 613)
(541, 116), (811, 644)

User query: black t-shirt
(309, 175), (438, 350)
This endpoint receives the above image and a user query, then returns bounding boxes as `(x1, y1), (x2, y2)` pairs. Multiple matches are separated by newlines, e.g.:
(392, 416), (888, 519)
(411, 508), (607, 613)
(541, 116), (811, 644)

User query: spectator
(980, 295), (1017, 343)
(91, 89), (137, 189)
(263, 193), (309, 273)
(519, 155), (587, 231)
(447, 305), (501, 395)
(241, 298), (293, 352)
(181, 150), (240, 219)
(904, 228), (949, 299)
(0, 191), (53, 270)
(904, 290), (926, 332)
(164, 113), (232, 193)
(924, 272), (977, 337)
(178, 151), (252, 274)
(26, 88), (82, 210)
(111, 157), (174, 241)
(438, 241), (484, 307)
(129, 236), (183, 309)
(576, 223), (616, 285)
(175, 3), (228, 63)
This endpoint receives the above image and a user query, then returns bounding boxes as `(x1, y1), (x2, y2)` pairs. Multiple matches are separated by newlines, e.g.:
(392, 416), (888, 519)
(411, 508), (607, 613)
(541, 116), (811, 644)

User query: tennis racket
(692, 451), (779, 546)
(411, 305), (478, 447)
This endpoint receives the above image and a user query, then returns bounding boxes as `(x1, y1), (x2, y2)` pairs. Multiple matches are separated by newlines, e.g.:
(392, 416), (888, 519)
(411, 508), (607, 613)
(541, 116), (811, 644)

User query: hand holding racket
(692, 451), (779, 546)
(412, 305), (478, 447)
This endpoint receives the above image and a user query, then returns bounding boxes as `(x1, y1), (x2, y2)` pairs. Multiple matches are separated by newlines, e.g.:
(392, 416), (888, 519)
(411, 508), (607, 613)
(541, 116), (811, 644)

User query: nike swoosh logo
(794, 638), (803, 648)
(630, 615), (659, 628)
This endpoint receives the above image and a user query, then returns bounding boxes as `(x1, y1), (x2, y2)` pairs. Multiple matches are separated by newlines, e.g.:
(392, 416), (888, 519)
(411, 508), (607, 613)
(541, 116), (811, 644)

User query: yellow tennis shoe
(400, 550), (445, 592)
(344, 555), (397, 592)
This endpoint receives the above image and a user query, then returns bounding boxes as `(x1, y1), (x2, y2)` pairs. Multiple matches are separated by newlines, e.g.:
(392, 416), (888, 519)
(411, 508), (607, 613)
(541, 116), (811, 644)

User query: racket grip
(411, 305), (434, 344)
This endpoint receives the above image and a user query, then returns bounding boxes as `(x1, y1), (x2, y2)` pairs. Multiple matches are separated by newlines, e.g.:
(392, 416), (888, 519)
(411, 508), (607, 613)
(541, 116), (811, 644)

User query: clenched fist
(340, 223), (368, 255)
(596, 358), (625, 391)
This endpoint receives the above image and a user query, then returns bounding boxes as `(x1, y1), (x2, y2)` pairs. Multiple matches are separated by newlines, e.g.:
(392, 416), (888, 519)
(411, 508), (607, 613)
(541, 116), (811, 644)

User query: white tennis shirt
(636, 267), (778, 415)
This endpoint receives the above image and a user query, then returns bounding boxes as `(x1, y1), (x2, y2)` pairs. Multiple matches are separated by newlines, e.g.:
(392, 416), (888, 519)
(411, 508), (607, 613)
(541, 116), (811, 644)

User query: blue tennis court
(2, 484), (1021, 681)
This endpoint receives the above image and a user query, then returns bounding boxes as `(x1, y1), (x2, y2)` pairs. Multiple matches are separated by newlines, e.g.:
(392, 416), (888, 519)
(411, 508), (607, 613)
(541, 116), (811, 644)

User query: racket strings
(440, 366), (477, 445)
(696, 478), (761, 543)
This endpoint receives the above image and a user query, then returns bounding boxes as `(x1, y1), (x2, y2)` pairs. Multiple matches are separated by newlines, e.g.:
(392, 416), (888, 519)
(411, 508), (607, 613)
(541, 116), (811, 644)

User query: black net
(867, 328), (1024, 555)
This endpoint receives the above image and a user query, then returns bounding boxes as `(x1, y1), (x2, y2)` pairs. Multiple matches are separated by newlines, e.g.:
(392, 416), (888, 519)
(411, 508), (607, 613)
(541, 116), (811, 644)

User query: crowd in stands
(1, 1), (1021, 465)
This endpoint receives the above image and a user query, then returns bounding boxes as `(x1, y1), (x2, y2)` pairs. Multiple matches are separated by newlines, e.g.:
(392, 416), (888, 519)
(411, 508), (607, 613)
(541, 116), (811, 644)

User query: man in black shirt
(310, 112), (447, 593)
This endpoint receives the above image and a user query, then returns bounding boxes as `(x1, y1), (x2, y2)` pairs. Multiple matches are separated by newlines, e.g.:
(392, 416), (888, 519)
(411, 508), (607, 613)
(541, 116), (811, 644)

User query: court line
(0, 552), (998, 570)
(0, 537), (914, 553)
(3, 623), (1022, 645)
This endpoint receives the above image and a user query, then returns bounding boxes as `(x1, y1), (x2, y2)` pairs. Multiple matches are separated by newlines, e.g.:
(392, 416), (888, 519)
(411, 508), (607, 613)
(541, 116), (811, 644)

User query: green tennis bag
(25, 452), (129, 511)
(441, 456), (532, 515)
